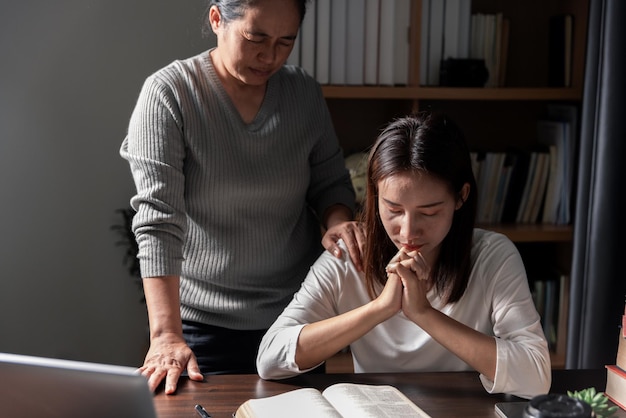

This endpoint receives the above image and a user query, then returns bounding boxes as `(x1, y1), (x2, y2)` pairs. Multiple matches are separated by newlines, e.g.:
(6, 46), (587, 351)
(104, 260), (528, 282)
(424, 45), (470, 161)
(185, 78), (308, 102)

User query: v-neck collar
(203, 49), (279, 132)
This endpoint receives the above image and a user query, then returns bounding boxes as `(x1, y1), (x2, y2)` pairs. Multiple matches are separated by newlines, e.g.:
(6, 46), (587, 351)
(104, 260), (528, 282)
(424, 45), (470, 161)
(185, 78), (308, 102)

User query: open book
(235, 383), (431, 418)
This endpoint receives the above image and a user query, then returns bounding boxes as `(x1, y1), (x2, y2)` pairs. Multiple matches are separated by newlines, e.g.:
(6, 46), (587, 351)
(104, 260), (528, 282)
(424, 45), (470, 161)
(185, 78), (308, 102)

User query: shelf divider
(322, 86), (582, 101)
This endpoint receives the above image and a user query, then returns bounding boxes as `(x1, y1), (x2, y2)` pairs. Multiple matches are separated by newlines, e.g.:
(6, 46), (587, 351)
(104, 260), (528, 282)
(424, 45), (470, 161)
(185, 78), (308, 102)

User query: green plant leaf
(567, 387), (617, 418)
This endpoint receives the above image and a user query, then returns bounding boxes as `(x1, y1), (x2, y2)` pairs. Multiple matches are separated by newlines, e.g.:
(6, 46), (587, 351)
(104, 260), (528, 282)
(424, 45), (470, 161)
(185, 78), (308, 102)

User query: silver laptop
(0, 352), (157, 418)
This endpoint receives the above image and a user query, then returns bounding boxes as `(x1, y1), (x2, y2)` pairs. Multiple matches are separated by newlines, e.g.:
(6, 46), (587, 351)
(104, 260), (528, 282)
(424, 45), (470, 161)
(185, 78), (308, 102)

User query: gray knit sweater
(120, 50), (355, 330)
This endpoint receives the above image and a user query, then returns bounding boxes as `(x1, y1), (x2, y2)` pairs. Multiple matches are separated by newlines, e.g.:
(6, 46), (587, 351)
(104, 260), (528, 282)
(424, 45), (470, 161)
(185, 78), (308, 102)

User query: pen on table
(195, 404), (212, 418)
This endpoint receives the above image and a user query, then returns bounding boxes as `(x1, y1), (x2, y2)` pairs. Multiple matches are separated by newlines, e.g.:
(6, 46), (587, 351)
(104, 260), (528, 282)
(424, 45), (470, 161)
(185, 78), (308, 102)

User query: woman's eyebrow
(246, 28), (298, 41)
(381, 197), (444, 208)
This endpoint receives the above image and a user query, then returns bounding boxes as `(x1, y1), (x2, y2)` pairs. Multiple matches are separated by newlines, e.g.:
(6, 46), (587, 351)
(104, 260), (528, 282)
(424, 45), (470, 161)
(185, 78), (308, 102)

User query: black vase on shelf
(439, 58), (489, 87)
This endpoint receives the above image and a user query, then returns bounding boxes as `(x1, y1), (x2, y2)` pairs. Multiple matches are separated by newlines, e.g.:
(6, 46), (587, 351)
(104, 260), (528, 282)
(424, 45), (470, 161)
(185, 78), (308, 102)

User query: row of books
(470, 12), (510, 88)
(530, 275), (568, 351)
(605, 301), (626, 411)
(471, 104), (577, 225)
(472, 149), (552, 225)
(286, 0), (412, 86)
(287, 2), (572, 89)
(420, 0), (510, 87)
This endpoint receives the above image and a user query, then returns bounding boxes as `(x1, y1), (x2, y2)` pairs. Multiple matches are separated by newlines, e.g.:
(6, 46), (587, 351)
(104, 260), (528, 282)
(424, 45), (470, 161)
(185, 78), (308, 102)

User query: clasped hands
(379, 247), (433, 320)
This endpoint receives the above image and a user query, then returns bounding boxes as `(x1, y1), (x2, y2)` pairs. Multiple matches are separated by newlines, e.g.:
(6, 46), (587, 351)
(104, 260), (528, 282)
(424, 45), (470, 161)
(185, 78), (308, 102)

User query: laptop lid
(0, 352), (157, 418)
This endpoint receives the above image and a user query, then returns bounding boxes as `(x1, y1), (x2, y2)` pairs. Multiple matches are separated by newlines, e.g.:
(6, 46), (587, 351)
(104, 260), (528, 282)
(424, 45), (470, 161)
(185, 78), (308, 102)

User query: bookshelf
(323, 86), (582, 101)
(318, 0), (589, 369)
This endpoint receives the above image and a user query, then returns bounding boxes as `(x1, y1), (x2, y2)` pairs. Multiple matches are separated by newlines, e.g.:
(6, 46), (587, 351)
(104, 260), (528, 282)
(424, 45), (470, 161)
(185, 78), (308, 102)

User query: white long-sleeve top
(257, 229), (551, 399)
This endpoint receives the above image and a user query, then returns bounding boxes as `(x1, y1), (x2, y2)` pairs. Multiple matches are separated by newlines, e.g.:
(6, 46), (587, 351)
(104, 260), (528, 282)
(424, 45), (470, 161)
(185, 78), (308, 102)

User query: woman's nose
(259, 45), (277, 65)
(400, 216), (421, 242)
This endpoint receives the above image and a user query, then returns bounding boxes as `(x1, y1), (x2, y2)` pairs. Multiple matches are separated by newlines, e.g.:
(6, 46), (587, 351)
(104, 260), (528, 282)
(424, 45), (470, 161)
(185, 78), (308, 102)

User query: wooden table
(154, 369), (626, 418)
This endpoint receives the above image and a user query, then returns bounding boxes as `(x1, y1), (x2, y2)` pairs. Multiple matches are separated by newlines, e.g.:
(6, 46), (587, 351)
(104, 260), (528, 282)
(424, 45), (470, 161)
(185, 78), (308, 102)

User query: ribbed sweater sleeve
(120, 50), (355, 329)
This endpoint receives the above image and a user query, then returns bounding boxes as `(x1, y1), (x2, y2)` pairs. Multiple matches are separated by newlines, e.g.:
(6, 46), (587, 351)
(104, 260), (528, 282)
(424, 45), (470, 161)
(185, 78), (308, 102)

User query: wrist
(150, 328), (184, 343)
(406, 305), (436, 327)
(323, 204), (353, 229)
(368, 298), (397, 323)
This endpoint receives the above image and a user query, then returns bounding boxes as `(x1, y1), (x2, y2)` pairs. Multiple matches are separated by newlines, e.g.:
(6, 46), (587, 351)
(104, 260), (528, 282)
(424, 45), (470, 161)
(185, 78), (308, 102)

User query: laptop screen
(0, 352), (157, 418)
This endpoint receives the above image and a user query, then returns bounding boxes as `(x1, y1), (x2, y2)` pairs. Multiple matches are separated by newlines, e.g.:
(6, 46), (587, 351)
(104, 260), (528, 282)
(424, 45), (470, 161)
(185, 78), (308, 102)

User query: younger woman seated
(256, 113), (551, 399)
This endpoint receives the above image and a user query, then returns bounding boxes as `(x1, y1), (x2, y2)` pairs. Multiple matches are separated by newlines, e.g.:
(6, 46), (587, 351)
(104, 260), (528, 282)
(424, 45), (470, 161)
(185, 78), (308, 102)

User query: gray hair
(202, 0), (308, 36)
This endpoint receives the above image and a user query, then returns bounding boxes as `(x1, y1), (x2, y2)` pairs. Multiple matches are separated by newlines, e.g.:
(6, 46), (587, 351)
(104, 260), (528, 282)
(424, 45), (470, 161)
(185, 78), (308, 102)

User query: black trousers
(182, 320), (326, 375)
(182, 320), (266, 374)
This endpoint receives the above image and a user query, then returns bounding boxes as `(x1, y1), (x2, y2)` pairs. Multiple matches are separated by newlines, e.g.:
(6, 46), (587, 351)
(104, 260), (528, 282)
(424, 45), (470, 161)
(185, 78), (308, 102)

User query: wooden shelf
(551, 352), (566, 369)
(322, 86), (582, 101)
(476, 224), (573, 243)
(418, 87), (582, 101)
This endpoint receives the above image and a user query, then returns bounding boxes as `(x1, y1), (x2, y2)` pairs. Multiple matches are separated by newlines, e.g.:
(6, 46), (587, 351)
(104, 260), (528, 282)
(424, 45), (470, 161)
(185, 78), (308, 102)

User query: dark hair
(203, 0), (308, 37)
(362, 112), (477, 304)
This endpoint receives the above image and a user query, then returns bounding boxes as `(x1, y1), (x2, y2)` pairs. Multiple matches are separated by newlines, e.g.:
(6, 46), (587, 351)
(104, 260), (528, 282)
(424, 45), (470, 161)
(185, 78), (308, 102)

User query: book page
(235, 388), (343, 418)
(322, 383), (432, 418)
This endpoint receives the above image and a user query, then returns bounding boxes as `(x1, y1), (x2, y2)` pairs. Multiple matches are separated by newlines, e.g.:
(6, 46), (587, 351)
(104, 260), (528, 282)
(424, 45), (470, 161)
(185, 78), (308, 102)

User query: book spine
(617, 324), (626, 371)
(300, 0), (316, 78)
(443, 0), (460, 60)
(516, 152), (539, 223)
(363, 0), (380, 85)
(457, 0), (471, 58)
(528, 152), (550, 224)
(427, 0), (444, 85)
(605, 365), (626, 411)
(419, 0), (430, 85)
(346, 0), (366, 85)
(329, 0), (347, 85)
(315, 0), (331, 84)
(393, 0), (411, 85)
(378, 0), (396, 85)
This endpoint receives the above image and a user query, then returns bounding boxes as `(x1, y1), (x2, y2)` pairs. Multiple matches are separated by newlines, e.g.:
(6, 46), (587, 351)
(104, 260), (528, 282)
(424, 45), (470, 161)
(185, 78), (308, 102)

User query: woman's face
(210, 0), (300, 86)
(377, 171), (467, 266)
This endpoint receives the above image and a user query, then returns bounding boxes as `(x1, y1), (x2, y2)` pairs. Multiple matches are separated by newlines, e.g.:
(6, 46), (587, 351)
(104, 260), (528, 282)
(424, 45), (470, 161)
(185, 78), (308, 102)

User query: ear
(208, 5), (222, 33)
(455, 183), (470, 210)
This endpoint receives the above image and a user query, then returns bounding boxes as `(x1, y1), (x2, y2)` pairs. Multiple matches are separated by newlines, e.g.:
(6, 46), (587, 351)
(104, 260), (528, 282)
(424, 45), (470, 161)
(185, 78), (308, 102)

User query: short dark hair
(362, 112), (477, 304)
(203, 0), (308, 36)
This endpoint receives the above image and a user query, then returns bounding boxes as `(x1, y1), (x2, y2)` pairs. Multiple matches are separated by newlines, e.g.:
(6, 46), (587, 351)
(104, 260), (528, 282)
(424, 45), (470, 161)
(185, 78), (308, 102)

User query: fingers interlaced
(386, 248), (430, 281)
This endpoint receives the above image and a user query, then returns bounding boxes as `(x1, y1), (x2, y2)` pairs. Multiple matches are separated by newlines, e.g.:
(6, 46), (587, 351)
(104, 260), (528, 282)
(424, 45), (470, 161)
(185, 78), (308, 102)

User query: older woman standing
(121, 0), (364, 394)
